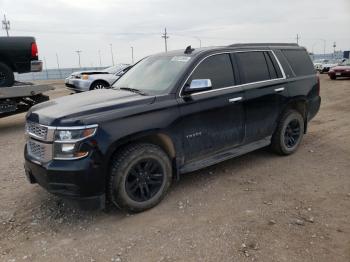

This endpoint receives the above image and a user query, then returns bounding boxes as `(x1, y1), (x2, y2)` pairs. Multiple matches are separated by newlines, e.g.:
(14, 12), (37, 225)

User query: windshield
(112, 55), (191, 94)
(103, 65), (129, 74)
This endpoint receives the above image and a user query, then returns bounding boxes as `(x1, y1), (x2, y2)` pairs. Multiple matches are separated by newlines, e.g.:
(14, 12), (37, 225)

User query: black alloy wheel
(284, 119), (301, 148)
(125, 158), (165, 202)
(109, 143), (172, 212)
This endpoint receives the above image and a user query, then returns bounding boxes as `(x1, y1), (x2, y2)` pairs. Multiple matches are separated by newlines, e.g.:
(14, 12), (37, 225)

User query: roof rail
(228, 43), (299, 47)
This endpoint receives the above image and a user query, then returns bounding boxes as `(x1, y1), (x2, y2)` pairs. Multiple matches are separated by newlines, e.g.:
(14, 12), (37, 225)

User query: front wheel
(271, 110), (305, 155)
(330, 75), (336, 80)
(108, 143), (172, 212)
(90, 81), (109, 90)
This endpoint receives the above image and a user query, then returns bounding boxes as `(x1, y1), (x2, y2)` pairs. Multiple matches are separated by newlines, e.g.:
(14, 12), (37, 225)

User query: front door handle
(274, 87), (285, 92)
(229, 97), (243, 103)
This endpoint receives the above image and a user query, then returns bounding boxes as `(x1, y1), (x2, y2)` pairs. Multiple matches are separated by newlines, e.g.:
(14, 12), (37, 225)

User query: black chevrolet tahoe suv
(24, 43), (321, 212)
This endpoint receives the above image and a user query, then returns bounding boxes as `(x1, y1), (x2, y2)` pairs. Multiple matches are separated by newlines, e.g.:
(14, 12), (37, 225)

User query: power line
(2, 14), (10, 37)
(161, 27), (169, 52)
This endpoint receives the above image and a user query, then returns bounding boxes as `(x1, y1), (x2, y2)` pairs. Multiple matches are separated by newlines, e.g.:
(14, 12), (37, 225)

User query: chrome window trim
(178, 50), (287, 98)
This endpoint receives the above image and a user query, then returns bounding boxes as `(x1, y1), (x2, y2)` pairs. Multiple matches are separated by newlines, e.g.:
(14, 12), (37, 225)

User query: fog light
(61, 143), (75, 153)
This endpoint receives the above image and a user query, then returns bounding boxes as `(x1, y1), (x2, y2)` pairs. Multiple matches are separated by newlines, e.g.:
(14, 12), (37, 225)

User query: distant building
(310, 50), (349, 60)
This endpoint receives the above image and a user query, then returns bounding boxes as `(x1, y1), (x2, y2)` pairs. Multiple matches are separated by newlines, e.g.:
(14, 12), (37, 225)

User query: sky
(0, 0), (349, 69)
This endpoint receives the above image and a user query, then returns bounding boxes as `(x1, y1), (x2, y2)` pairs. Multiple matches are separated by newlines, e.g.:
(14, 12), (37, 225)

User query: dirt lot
(0, 75), (349, 262)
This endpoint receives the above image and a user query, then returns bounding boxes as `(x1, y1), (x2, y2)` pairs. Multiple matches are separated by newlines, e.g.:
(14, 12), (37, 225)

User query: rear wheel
(90, 81), (109, 90)
(0, 62), (15, 87)
(271, 110), (305, 155)
(108, 143), (172, 212)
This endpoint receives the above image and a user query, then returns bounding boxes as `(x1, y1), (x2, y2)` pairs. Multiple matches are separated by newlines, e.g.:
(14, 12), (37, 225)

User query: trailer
(0, 82), (54, 118)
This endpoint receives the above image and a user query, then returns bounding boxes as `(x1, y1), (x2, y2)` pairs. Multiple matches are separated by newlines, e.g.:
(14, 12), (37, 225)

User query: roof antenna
(184, 45), (195, 54)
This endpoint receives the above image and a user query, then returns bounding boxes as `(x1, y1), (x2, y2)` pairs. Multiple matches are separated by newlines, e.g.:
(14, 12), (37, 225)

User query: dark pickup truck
(24, 43), (321, 212)
(0, 36), (42, 87)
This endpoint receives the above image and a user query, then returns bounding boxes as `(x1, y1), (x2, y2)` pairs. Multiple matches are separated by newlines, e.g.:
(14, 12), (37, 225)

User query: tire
(90, 81), (109, 90)
(0, 62), (15, 87)
(271, 110), (305, 155)
(330, 75), (336, 80)
(108, 143), (172, 212)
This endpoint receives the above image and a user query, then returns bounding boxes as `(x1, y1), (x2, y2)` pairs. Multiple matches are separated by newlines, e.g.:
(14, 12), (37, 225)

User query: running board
(179, 137), (271, 174)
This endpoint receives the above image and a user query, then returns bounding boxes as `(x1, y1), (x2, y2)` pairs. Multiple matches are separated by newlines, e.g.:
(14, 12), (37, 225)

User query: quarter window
(188, 54), (235, 90)
(281, 49), (315, 76)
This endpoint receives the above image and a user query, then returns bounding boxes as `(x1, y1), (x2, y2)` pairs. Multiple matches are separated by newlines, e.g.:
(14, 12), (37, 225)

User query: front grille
(26, 121), (48, 140)
(27, 140), (52, 163)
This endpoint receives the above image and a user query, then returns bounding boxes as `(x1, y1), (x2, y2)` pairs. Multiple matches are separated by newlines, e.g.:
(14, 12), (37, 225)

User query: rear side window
(235, 51), (271, 84)
(281, 49), (315, 76)
(189, 54), (235, 90)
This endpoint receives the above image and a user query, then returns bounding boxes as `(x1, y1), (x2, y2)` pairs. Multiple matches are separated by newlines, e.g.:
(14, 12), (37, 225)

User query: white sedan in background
(65, 64), (131, 92)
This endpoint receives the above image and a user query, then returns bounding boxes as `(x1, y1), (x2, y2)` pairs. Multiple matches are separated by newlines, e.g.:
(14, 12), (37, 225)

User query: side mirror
(184, 79), (212, 94)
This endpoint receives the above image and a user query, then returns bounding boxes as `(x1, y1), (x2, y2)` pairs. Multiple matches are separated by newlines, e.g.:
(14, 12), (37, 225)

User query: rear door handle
(274, 87), (285, 92)
(229, 97), (243, 103)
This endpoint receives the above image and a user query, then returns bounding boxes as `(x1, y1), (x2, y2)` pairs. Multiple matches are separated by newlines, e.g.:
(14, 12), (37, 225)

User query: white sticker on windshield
(171, 56), (191, 63)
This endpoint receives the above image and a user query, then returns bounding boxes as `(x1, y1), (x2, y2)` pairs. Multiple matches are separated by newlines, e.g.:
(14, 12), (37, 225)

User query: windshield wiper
(119, 87), (147, 96)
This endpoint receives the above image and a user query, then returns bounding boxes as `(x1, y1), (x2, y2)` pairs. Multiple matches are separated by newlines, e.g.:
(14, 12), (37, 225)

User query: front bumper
(65, 78), (92, 92)
(24, 149), (106, 209)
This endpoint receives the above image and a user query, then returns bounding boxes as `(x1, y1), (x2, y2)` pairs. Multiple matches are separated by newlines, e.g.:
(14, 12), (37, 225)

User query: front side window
(235, 51), (271, 84)
(187, 54), (235, 90)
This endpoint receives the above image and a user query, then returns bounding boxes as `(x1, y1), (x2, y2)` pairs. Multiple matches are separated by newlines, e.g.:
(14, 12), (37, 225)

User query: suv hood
(27, 89), (156, 126)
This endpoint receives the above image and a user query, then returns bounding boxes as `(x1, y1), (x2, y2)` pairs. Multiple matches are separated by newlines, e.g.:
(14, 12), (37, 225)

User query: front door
(177, 53), (245, 162)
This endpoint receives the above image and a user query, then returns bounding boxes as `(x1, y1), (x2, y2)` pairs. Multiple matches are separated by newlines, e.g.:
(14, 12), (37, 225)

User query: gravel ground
(0, 75), (349, 262)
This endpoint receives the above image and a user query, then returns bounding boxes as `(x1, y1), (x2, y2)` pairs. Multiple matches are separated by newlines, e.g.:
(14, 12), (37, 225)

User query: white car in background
(65, 64), (131, 92)
(313, 59), (342, 74)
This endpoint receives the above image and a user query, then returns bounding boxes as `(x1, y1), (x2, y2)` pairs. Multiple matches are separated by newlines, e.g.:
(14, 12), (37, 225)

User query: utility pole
(333, 42), (336, 58)
(296, 34), (300, 45)
(109, 44), (115, 66)
(131, 46), (134, 64)
(56, 53), (62, 78)
(2, 15), (10, 37)
(322, 39), (326, 59)
(161, 27), (169, 52)
(43, 57), (49, 80)
(194, 36), (202, 48)
(98, 50), (102, 67)
(75, 50), (82, 68)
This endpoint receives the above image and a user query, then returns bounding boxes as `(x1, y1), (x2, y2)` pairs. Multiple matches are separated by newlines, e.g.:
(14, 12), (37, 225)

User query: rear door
(234, 51), (288, 143)
(177, 53), (245, 162)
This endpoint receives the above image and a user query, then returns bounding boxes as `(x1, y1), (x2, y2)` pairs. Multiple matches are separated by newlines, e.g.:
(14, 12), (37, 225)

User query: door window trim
(179, 50), (286, 98)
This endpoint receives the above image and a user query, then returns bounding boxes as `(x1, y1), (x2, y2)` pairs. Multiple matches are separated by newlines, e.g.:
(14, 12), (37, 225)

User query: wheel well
(90, 80), (110, 90)
(281, 99), (308, 133)
(105, 133), (177, 195)
(0, 56), (15, 71)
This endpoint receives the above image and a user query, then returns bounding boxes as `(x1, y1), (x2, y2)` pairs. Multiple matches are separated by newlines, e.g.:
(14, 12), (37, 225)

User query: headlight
(81, 74), (89, 80)
(53, 125), (98, 160)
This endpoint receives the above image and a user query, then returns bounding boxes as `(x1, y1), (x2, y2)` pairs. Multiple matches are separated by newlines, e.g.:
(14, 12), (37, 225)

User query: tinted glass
(236, 52), (270, 84)
(264, 52), (283, 79)
(281, 50), (315, 76)
(189, 54), (235, 90)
